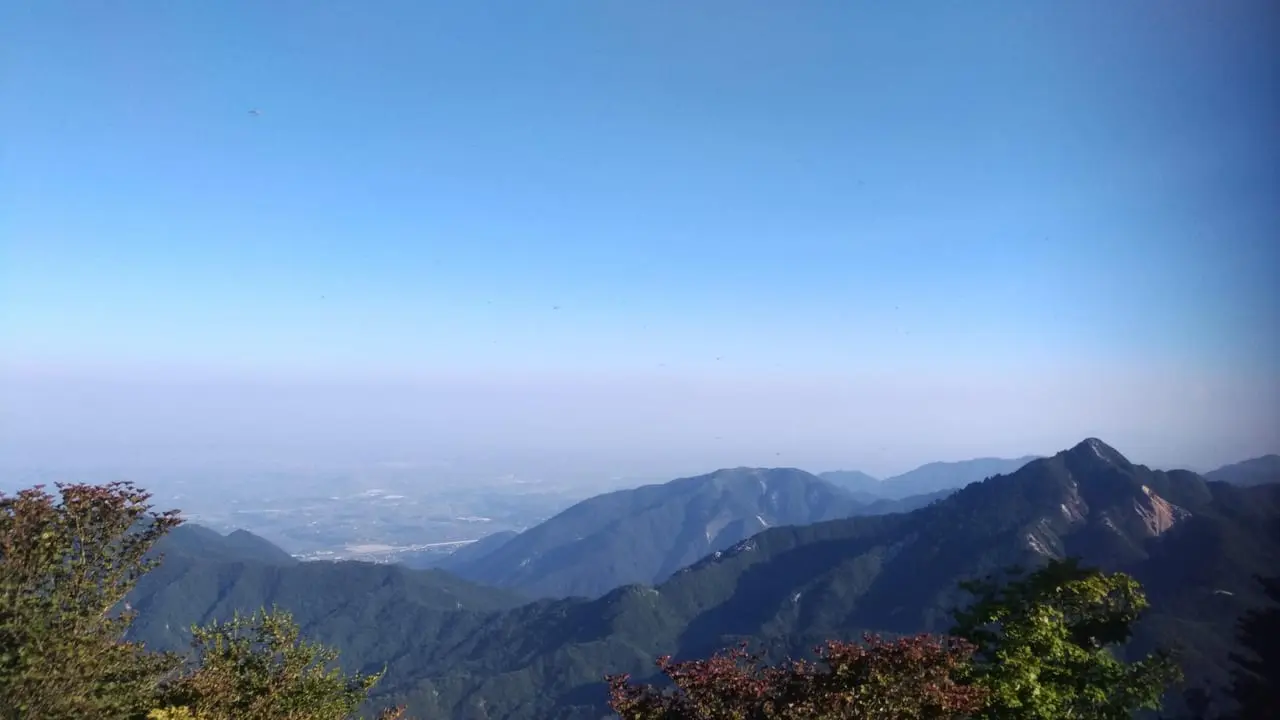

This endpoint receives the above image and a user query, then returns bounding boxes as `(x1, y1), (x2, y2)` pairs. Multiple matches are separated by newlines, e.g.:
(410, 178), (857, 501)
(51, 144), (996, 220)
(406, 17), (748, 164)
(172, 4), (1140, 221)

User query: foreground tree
(0, 482), (182, 719)
(607, 634), (987, 719)
(153, 608), (403, 720)
(611, 558), (1181, 719)
(0, 481), (405, 720)
(950, 558), (1181, 720)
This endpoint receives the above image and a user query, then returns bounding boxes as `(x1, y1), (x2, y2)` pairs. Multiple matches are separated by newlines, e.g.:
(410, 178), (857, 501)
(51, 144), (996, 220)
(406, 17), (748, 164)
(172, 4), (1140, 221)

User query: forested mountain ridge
(813, 468), (881, 498)
(126, 526), (526, 654)
(148, 523), (298, 566)
(121, 438), (1280, 718)
(1204, 454), (1280, 487)
(443, 466), (865, 598)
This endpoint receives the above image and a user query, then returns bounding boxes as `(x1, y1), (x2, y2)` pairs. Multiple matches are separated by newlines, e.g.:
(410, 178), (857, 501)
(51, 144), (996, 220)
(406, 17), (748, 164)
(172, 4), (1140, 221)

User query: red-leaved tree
(606, 634), (987, 719)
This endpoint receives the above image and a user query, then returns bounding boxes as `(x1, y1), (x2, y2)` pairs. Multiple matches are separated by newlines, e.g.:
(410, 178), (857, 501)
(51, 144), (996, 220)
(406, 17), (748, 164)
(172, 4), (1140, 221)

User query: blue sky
(2, 1), (1277, 476)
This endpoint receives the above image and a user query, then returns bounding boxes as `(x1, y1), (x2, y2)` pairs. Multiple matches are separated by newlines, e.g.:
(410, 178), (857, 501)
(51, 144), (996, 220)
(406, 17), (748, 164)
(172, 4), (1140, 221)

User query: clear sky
(2, 1), (1278, 478)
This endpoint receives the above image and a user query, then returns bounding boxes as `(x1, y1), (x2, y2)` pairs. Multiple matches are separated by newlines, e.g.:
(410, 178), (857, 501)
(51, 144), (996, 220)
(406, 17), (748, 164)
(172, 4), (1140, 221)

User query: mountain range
(443, 467), (862, 598)
(819, 455), (1041, 499)
(435, 467), (959, 599)
(122, 439), (1280, 719)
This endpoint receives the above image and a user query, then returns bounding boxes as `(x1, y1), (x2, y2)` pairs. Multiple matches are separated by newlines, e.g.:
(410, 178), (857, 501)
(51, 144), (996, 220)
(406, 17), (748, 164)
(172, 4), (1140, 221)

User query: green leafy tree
(1, 480), (406, 720)
(153, 607), (403, 720)
(607, 634), (987, 719)
(950, 557), (1180, 720)
(0, 482), (183, 720)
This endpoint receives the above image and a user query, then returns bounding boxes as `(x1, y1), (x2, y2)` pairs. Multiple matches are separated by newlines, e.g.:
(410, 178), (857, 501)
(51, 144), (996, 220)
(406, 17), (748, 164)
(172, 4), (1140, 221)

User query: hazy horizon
(3, 2), (1278, 481)
(3, 362), (1275, 480)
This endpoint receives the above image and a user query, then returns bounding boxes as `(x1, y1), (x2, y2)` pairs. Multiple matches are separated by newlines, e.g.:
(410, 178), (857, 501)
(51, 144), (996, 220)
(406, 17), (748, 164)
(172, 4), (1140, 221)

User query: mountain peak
(701, 467), (818, 491)
(444, 465), (858, 599)
(1066, 437), (1132, 468)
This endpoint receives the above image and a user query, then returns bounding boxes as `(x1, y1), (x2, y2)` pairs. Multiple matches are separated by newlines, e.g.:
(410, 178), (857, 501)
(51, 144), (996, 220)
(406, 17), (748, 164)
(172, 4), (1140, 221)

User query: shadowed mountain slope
(445, 467), (865, 598)
(1204, 454), (1280, 487)
(815, 469), (881, 499)
(874, 455), (1042, 499)
(127, 527), (526, 657)
(151, 524), (298, 566)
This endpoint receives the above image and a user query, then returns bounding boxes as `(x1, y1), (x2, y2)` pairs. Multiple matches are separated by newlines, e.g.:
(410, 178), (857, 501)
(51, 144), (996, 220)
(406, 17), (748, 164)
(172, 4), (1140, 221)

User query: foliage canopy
(0, 482), (403, 720)
(611, 558), (1183, 720)
(950, 558), (1181, 719)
